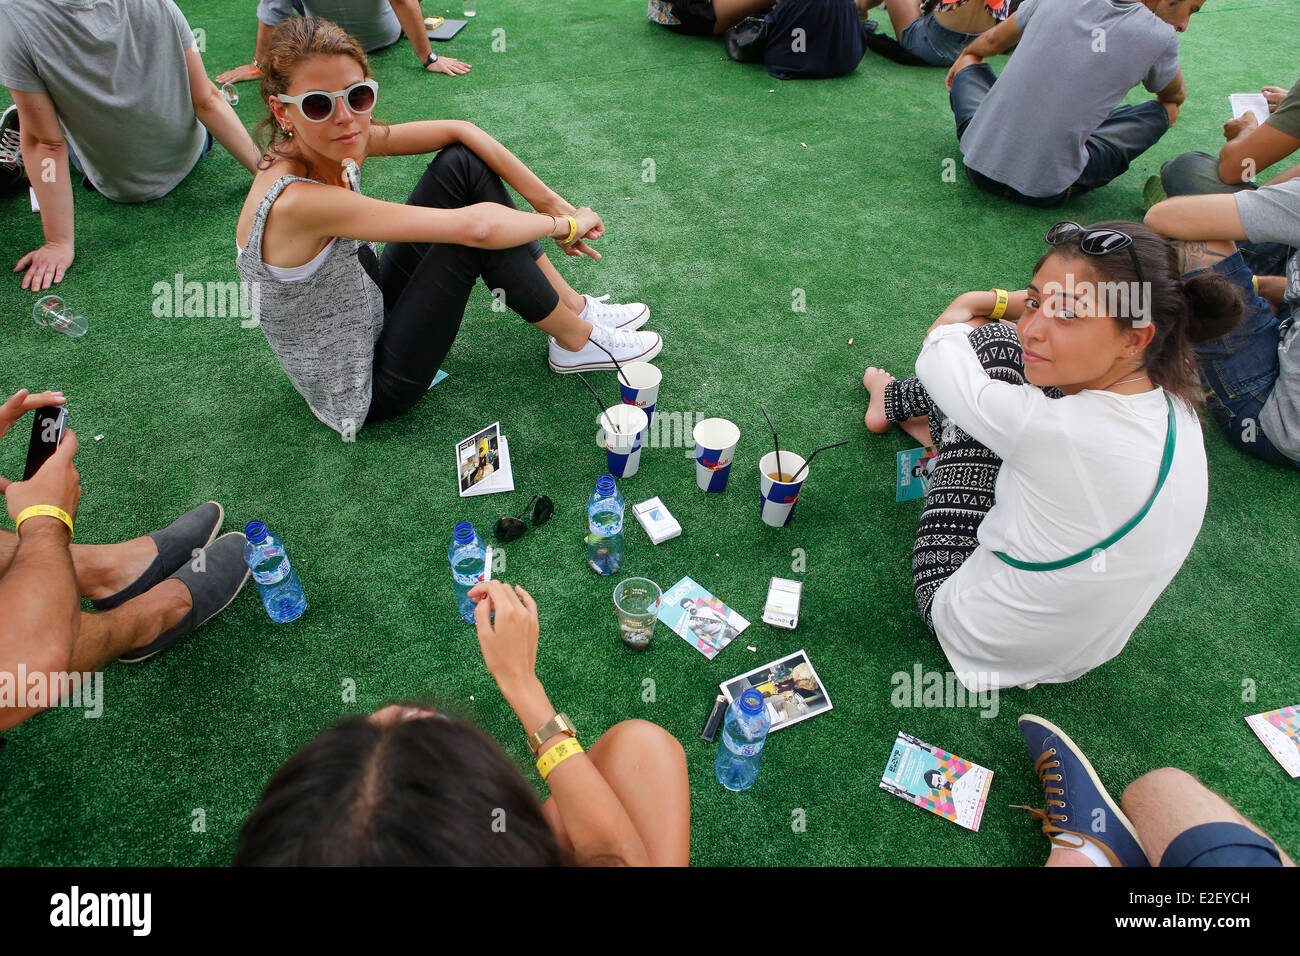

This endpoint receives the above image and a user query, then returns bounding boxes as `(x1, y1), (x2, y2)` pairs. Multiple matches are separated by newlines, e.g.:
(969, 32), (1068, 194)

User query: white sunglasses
(275, 79), (378, 123)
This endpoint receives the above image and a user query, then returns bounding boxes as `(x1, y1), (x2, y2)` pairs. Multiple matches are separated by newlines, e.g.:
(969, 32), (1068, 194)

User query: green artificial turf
(1, 0), (1297, 867)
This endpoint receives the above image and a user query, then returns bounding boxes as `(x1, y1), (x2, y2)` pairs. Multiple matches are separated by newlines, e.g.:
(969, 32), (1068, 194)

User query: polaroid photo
(719, 648), (832, 733)
(456, 422), (514, 498)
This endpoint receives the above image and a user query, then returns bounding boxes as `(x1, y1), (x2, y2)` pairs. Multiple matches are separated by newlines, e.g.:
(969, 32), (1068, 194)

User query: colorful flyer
(1246, 705), (1300, 778)
(658, 576), (749, 660)
(896, 445), (937, 502)
(879, 731), (993, 831)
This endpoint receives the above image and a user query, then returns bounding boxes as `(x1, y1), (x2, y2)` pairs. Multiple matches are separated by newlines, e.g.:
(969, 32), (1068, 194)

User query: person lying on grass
(235, 580), (690, 866)
(862, 221), (1241, 690)
(236, 18), (662, 437)
(861, 0), (1022, 68)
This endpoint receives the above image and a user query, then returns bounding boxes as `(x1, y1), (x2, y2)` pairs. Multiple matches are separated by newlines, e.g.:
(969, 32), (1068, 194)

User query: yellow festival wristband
(536, 737), (584, 781)
(989, 288), (1009, 321)
(561, 215), (579, 245)
(15, 505), (74, 540)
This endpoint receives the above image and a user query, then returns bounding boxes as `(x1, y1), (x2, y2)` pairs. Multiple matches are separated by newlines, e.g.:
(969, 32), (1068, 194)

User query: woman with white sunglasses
(236, 18), (662, 436)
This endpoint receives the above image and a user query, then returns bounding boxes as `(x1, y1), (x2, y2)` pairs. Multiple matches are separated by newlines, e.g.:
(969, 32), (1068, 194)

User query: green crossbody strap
(994, 394), (1176, 573)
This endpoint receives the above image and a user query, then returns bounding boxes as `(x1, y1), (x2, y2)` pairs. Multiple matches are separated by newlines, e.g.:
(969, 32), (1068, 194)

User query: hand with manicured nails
(2, 427), (80, 528)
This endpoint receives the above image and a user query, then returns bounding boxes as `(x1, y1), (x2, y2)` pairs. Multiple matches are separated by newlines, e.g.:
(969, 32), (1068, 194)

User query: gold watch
(527, 713), (576, 756)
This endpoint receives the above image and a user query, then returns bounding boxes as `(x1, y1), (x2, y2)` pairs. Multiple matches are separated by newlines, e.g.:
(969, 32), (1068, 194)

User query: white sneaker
(548, 324), (663, 373)
(580, 294), (650, 331)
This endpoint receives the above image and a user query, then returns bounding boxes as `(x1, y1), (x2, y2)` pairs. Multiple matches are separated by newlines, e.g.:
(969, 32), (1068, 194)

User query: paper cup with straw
(759, 450), (808, 527)
(598, 404), (649, 478)
(693, 417), (740, 492)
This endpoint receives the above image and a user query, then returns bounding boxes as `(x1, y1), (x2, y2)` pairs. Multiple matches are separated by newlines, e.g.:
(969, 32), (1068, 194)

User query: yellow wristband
(536, 737), (583, 781)
(561, 214), (578, 245)
(15, 505), (73, 540)
(989, 288), (1009, 321)
(1251, 276), (1259, 292)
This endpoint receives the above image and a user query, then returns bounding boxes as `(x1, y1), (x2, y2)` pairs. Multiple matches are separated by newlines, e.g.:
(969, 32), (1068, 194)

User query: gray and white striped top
(236, 175), (384, 435)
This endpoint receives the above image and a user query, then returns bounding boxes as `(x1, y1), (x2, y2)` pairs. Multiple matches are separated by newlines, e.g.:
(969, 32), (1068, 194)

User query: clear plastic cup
(33, 295), (87, 338)
(613, 577), (661, 650)
(463, 0), (477, 16)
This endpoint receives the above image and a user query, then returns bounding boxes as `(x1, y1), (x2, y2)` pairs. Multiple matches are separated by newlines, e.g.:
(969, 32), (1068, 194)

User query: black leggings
(883, 324), (1056, 629)
(366, 143), (561, 421)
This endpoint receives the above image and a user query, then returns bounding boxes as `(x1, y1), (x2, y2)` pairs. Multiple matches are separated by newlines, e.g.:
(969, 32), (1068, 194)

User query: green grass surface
(1, 0), (1297, 866)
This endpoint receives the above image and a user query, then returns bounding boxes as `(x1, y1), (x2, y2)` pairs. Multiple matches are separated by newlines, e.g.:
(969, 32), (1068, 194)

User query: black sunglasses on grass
(1045, 220), (1146, 294)
(493, 494), (554, 543)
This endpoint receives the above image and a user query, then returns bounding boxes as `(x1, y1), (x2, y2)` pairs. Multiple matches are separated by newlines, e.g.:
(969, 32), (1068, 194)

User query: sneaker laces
(584, 294), (643, 324)
(0, 126), (21, 168)
(1010, 747), (1123, 866)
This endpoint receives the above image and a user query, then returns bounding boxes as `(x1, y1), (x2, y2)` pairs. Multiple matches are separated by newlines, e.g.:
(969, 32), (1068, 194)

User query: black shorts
(666, 0), (716, 36)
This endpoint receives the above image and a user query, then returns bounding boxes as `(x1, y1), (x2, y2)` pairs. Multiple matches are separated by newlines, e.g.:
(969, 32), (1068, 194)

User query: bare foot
(900, 416), (935, 447)
(121, 579), (192, 650)
(863, 366), (895, 434)
(73, 536), (159, 602)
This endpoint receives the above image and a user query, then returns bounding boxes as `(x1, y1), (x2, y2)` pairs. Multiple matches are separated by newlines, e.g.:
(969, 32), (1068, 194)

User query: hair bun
(1181, 271), (1244, 343)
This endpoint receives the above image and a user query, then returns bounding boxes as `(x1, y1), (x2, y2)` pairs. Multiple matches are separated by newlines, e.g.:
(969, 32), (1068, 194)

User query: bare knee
(602, 719), (686, 762)
(1122, 766), (1197, 814)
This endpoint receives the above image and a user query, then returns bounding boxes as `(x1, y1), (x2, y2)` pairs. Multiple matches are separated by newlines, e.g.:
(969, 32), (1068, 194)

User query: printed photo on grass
(457, 423), (501, 494)
(720, 649), (832, 732)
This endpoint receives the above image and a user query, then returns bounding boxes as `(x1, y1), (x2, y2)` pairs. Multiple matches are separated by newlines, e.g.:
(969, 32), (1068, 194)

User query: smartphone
(23, 405), (67, 480)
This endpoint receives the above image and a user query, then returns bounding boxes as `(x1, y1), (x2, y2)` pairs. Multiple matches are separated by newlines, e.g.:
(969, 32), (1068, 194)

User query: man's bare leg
(0, 528), (161, 602)
(1122, 767), (1295, 867)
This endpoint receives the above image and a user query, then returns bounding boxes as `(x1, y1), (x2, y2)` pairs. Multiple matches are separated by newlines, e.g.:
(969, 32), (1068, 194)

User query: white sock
(1053, 831), (1113, 868)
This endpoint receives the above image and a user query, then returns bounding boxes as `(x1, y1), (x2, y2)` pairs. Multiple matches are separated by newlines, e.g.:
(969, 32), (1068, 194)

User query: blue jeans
(950, 63), (1169, 208)
(1161, 150), (1295, 277)
(1189, 250), (1299, 467)
(899, 15), (978, 67)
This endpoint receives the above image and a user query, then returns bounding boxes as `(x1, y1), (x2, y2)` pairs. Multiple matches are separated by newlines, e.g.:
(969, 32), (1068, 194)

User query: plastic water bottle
(448, 521), (487, 623)
(586, 475), (624, 575)
(715, 689), (771, 791)
(243, 521), (307, 623)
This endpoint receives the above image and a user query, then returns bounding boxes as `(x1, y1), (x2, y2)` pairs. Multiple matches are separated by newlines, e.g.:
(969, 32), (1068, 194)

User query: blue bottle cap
(453, 521), (476, 542)
(739, 689), (765, 714)
(245, 520), (268, 544)
(595, 474), (616, 495)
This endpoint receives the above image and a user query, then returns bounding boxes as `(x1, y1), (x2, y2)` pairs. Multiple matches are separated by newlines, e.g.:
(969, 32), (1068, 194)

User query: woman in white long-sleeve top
(864, 221), (1244, 690)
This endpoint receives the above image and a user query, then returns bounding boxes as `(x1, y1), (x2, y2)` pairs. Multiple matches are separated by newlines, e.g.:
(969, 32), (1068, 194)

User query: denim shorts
(1161, 822), (1284, 868)
(1190, 251), (1298, 466)
(899, 15), (978, 67)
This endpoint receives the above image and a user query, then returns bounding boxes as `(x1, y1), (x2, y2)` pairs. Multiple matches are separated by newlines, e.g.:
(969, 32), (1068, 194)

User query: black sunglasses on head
(493, 494), (554, 543)
(1045, 220), (1146, 295)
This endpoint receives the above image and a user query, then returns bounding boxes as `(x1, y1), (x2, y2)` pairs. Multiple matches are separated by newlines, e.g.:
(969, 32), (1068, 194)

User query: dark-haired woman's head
(1019, 220), (1242, 406)
(234, 706), (567, 866)
(256, 18), (375, 171)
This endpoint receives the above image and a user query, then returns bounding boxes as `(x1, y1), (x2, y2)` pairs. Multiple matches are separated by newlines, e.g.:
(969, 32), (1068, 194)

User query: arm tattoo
(1171, 239), (1229, 275)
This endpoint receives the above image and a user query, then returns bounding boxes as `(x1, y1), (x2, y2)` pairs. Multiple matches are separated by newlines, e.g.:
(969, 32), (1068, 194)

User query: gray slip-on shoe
(117, 532), (250, 664)
(92, 502), (224, 611)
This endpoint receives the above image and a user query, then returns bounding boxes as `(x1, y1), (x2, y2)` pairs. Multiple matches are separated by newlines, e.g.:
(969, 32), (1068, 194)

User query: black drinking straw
(790, 440), (851, 482)
(760, 405), (783, 479)
(576, 372), (621, 435)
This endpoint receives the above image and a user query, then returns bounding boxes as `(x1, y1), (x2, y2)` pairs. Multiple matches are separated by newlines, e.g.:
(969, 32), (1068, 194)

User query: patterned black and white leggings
(883, 324), (1055, 630)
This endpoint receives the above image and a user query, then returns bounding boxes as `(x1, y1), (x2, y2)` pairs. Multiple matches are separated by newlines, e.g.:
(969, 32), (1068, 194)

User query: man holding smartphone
(0, 389), (251, 733)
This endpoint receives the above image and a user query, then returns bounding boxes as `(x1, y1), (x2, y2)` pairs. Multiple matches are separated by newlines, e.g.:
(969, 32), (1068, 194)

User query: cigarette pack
(633, 497), (681, 544)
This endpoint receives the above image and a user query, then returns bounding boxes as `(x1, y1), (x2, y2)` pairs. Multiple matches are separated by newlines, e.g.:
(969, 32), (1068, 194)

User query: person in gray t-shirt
(0, 0), (261, 291)
(1146, 182), (1300, 468)
(216, 0), (471, 85)
(945, 0), (1201, 207)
